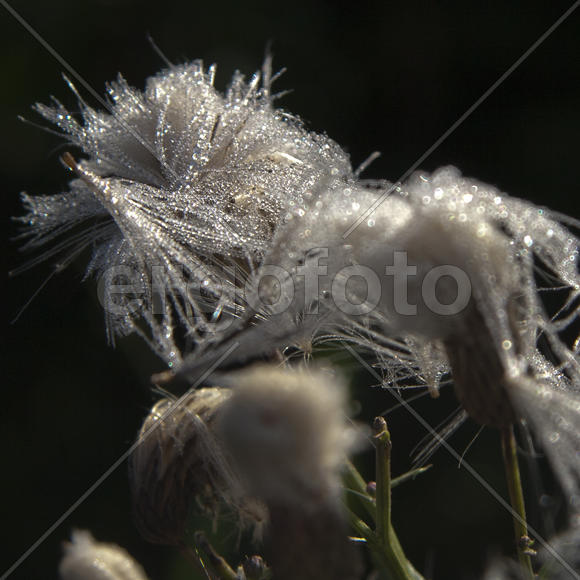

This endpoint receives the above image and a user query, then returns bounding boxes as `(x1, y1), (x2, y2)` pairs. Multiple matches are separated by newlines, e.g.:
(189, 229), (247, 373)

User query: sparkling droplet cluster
(16, 60), (352, 361)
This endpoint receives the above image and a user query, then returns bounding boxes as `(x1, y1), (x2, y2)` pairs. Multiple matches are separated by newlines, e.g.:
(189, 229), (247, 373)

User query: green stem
(374, 416), (392, 547)
(500, 425), (536, 578)
(193, 532), (238, 580)
(343, 461), (431, 524)
(343, 459), (377, 522)
(391, 465), (432, 488)
(373, 417), (424, 580)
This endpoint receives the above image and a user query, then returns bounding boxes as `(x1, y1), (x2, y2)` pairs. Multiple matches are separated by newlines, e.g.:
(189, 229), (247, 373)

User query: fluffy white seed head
(218, 365), (358, 509)
(17, 60), (352, 363)
(180, 165), (579, 391)
(59, 530), (149, 580)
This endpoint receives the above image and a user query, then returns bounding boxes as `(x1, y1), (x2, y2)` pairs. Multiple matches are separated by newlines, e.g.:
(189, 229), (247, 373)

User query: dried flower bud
(59, 530), (149, 580)
(129, 387), (266, 545)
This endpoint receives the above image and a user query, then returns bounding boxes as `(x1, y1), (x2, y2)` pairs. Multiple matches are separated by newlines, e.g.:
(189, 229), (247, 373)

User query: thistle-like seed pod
(218, 365), (363, 580)
(16, 58), (352, 363)
(258, 164), (579, 420)
(58, 530), (149, 580)
(129, 387), (266, 546)
(218, 365), (357, 506)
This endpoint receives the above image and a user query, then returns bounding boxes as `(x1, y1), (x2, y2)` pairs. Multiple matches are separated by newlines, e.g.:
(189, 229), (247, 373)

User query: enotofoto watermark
(97, 249), (472, 321)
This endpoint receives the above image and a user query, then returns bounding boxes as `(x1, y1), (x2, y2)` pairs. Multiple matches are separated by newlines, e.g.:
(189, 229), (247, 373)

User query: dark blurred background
(1, 1), (579, 579)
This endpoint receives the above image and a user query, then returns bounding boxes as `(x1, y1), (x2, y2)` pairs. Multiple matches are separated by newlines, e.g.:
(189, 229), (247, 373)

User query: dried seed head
(59, 530), (149, 580)
(129, 387), (266, 545)
(16, 59), (352, 362)
(181, 166), (578, 425)
(344, 168), (580, 506)
(218, 364), (363, 580)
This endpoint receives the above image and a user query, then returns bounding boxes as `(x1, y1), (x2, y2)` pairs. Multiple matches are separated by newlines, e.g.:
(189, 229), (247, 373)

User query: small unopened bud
(242, 555), (270, 580)
(59, 530), (149, 580)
